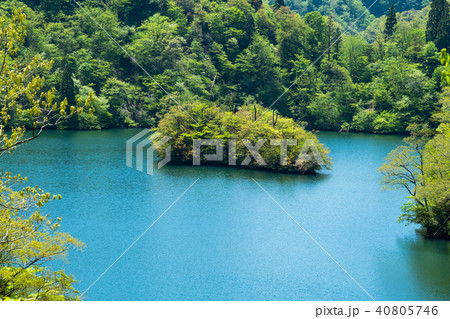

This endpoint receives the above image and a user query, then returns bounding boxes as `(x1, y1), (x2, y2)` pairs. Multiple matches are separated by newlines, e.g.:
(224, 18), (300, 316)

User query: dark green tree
(426, 0), (450, 49)
(249, 0), (262, 11)
(384, 4), (397, 41)
(323, 16), (341, 61)
(304, 11), (326, 61)
(60, 57), (78, 129)
(274, 0), (285, 10)
(40, 0), (75, 17)
(234, 35), (284, 111)
(116, 0), (166, 26)
(276, 9), (310, 65)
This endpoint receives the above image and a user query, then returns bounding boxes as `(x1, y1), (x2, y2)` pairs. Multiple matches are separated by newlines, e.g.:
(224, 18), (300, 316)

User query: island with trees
(155, 102), (331, 173)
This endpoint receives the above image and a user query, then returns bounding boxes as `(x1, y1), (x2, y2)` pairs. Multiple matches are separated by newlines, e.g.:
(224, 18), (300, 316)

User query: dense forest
(281, 0), (431, 28)
(1, 0), (450, 301)
(1, 0), (448, 134)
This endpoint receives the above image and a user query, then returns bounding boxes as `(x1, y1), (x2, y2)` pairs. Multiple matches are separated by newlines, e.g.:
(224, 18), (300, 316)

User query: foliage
(156, 101), (331, 173)
(307, 93), (340, 130)
(380, 121), (449, 238)
(127, 14), (184, 75)
(0, 172), (83, 300)
(0, 0), (444, 134)
(59, 56), (78, 129)
(0, 6), (94, 147)
(362, 0), (429, 18)
(426, 0), (450, 50)
(384, 4), (397, 41)
(282, 0), (373, 30)
(351, 109), (377, 132)
(441, 48), (450, 83)
(234, 34), (284, 111)
(274, 0), (285, 11)
(0, 7), (92, 300)
(379, 54), (450, 239)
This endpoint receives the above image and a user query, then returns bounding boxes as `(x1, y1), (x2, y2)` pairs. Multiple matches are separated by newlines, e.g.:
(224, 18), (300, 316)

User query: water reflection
(156, 164), (332, 184)
(397, 236), (450, 300)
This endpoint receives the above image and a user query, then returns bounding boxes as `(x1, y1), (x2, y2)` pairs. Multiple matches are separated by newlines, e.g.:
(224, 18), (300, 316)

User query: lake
(2, 129), (449, 301)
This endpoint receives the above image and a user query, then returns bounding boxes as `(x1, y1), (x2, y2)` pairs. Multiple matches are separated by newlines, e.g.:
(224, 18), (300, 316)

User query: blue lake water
(2, 129), (449, 301)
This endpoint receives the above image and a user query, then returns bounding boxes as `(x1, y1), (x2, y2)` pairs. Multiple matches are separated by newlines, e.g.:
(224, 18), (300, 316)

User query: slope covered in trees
(0, 0), (448, 134)
(280, 0), (431, 29)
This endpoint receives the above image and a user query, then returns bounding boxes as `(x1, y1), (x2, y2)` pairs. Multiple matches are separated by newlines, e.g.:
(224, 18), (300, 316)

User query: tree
(421, 42), (439, 78)
(323, 16), (341, 61)
(379, 125), (437, 235)
(420, 120), (450, 238)
(304, 11), (326, 61)
(5, 0), (444, 135)
(100, 77), (153, 128)
(254, 7), (278, 43)
(426, 0), (450, 49)
(274, 0), (285, 10)
(276, 8), (310, 65)
(372, 58), (437, 130)
(286, 0), (372, 30)
(351, 109), (378, 132)
(0, 173), (83, 300)
(379, 55), (450, 238)
(60, 56), (78, 129)
(384, 4), (397, 41)
(249, 0), (262, 11)
(380, 120), (450, 238)
(0, 7), (94, 300)
(340, 35), (372, 83)
(287, 55), (320, 122)
(306, 93), (341, 130)
(441, 48), (450, 83)
(207, 0), (255, 51)
(234, 34), (284, 111)
(115, 0), (165, 26)
(74, 6), (128, 66)
(127, 14), (184, 75)
(40, 0), (75, 18)
(305, 11), (326, 42)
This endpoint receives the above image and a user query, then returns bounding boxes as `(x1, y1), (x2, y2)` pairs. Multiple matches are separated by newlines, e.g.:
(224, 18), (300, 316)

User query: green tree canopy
(379, 52), (450, 239)
(384, 4), (397, 40)
(426, 0), (450, 49)
(0, 7), (94, 300)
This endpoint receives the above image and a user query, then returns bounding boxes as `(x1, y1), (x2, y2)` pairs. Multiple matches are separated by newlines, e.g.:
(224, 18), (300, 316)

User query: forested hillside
(279, 0), (431, 29)
(1, 0), (449, 133)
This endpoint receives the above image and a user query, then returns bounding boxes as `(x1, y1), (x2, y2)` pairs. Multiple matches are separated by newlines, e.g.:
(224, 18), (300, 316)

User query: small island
(155, 102), (331, 174)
